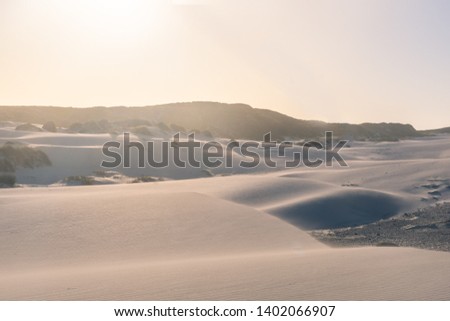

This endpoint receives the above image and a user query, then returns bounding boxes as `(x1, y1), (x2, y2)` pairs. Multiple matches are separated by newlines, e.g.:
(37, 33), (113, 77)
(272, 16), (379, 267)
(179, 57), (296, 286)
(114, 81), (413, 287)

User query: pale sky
(0, 0), (449, 129)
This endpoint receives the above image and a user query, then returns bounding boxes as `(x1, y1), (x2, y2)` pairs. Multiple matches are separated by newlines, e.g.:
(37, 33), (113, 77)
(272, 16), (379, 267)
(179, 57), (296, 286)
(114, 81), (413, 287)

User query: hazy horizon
(1, 0), (449, 129)
(1, 102), (449, 131)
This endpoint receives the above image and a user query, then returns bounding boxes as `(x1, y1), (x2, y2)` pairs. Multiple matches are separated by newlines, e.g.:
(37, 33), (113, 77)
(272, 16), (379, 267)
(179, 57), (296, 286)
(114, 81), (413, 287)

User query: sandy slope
(1, 178), (450, 300)
(3, 248), (450, 300)
(0, 188), (322, 271)
(1, 127), (450, 299)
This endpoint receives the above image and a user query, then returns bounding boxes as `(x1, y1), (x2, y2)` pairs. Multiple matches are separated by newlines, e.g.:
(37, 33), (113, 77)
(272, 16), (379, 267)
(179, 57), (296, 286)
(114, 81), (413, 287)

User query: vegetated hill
(419, 127), (450, 135)
(0, 102), (419, 141)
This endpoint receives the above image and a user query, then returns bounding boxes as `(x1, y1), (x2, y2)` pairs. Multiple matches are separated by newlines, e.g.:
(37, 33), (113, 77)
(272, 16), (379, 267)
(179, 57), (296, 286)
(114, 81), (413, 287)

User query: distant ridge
(419, 127), (450, 135)
(0, 102), (421, 141)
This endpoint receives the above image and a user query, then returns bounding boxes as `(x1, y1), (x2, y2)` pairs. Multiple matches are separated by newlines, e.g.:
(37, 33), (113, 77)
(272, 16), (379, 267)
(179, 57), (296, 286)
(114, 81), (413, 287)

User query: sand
(1, 125), (450, 300)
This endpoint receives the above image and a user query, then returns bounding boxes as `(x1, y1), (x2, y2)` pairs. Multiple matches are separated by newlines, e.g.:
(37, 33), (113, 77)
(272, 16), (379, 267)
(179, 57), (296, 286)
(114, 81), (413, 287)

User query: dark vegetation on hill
(0, 143), (51, 171)
(0, 102), (428, 141)
(419, 127), (450, 135)
(15, 123), (43, 132)
(0, 143), (52, 187)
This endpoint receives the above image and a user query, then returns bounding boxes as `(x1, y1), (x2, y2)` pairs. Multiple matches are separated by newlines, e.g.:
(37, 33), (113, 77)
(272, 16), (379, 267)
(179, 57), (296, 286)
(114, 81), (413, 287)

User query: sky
(0, 0), (449, 129)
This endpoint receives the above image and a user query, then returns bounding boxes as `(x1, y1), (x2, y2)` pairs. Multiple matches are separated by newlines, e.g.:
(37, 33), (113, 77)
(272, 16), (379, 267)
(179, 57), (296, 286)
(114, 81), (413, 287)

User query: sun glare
(58, 0), (168, 41)
(85, 0), (150, 18)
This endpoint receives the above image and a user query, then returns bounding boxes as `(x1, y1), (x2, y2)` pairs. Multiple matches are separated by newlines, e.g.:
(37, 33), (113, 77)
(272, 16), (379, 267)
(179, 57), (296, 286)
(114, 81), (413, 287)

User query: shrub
(42, 121), (57, 132)
(0, 174), (16, 187)
(15, 123), (43, 132)
(0, 159), (15, 172)
(132, 176), (164, 183)
(0, 144), (51, 169)
(68, 122), (83, 133)
(157, 122), (170, 131)
(170, 124), (186, 132)
(375, 242), (398, 247)
(131, 126), (153, 136)
(93, 170), (118, 178)
(63, 176), (95, 185)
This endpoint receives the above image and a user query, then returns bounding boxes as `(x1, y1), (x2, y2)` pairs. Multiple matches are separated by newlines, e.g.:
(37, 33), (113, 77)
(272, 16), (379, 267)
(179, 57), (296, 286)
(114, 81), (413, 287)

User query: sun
(86, 0), (150, 19)
(55, 0), (168, 41)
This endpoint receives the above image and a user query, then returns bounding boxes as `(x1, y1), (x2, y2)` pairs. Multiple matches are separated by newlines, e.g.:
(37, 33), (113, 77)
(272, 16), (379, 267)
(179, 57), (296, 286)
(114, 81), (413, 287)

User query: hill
(0, 102), (419, 141)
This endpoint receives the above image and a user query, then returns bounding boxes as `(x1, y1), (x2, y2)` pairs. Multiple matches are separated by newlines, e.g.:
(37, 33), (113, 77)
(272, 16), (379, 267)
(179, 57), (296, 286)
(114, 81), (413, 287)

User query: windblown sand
(1, 127), (450, 299)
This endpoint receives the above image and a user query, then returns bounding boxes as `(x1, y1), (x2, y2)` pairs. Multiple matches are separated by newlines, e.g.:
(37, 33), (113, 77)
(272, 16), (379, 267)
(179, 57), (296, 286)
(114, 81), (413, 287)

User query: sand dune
(3, 248), (450, 300)
(2, 176), (450, 300)
(0, 188), (322, 272)
(266, 188), (408, 229)
(1, 126), (450, 299)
